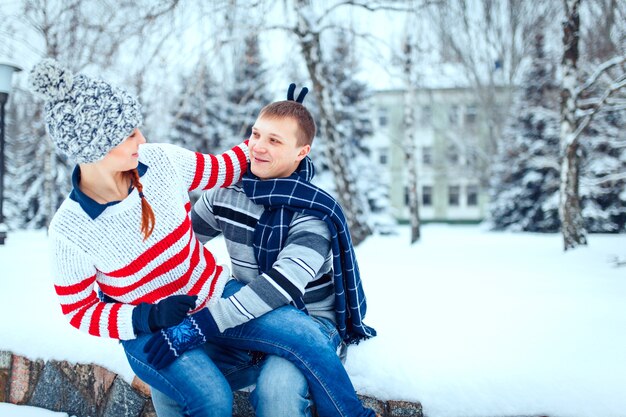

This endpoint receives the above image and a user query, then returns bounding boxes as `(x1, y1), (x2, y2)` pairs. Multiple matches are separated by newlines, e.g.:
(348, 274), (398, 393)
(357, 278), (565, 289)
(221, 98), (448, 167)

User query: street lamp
(0, 62), (22, 245)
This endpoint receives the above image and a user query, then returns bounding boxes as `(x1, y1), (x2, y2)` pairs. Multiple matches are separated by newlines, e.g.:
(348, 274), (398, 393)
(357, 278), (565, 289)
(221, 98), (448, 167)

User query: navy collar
(69, 162), (148, 220)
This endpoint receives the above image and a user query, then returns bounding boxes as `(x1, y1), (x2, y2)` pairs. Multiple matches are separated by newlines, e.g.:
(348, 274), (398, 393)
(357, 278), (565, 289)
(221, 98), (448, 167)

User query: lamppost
(0, 62), (22, 245)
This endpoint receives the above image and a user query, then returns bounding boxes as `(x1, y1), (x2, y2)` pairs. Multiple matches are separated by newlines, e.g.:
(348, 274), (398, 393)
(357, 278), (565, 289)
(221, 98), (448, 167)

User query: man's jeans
(123, 280), (375, 417)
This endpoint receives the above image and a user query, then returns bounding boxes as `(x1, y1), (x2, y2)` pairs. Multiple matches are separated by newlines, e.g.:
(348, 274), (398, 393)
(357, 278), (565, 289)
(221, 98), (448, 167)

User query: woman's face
(102, 128), (146, 171)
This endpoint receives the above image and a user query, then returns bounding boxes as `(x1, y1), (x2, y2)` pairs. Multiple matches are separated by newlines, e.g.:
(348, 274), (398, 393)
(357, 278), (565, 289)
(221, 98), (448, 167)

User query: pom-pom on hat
(28, 59), (142, 164)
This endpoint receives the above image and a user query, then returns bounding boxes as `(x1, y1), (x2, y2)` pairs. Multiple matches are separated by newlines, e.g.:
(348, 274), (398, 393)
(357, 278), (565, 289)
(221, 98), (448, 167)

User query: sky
(1, 225), (626, 417)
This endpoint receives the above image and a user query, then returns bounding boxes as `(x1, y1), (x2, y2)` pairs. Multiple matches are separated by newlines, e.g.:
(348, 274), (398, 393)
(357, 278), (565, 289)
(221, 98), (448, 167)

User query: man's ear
(296, 144), (311, 161)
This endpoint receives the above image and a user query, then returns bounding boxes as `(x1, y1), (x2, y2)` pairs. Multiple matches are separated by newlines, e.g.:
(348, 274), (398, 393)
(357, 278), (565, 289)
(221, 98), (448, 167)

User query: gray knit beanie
(28, 59), (142, 164)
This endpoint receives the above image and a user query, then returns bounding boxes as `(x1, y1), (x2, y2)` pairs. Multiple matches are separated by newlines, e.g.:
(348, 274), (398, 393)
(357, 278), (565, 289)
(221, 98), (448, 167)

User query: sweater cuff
(131, 303), (154, 334)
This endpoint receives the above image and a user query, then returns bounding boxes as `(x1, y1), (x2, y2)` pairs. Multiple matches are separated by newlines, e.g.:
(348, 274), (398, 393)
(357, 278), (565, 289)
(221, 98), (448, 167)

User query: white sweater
(49, 142), (248, 340)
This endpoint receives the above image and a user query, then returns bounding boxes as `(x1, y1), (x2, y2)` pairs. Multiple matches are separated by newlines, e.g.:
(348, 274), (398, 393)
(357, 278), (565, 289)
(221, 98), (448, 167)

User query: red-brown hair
(128, 168), (155, 241)
(258, 100), (316, 146)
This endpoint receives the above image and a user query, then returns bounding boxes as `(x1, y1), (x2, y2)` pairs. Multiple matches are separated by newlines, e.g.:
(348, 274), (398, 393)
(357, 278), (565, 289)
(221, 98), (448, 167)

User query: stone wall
(0, 350), (423, 417)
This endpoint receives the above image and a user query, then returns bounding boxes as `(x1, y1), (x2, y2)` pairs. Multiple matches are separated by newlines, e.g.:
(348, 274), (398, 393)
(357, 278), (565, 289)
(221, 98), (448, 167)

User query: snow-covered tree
(580, 109), (626, 233)
(558, 0), (626, 250)
(323, 32), (392, 231)
(168, 62), (228, 153)
(5, 92), (71, 229)
(400, 19), (421, 243)
(489, 33), (561, 232)
(226, 35), (272, 144)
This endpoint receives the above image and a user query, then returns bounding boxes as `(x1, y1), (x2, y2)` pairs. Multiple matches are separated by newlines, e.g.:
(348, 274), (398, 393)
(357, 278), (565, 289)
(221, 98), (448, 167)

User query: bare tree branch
(583, 171), (626, 185)
(568, 77), (626, 147)
(576, 55), (626, 95)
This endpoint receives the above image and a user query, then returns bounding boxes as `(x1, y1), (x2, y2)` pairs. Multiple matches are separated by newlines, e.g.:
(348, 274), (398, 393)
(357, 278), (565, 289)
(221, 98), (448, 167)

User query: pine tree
(226, 35), (271, 144)
(5, 91), (72, 230)
(580, 108), (626, 232)
(489, 33), (561, 232)
(323, 33), (392, 230)
(168, 63), (227, 153)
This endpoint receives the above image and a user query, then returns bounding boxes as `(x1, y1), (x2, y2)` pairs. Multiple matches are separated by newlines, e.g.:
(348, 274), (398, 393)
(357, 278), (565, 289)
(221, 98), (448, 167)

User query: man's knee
(251, 355), (311, 417)
(151, 380), (233, 417)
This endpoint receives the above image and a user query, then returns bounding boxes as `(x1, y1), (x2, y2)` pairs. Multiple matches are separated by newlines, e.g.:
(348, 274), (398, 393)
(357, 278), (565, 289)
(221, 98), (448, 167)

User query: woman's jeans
(122, 280), (375, 417)
(151, 334), (318, 417)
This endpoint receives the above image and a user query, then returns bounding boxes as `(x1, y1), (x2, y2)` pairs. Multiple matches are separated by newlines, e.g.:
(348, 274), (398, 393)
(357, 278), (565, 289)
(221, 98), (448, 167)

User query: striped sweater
(49, 142), (248, 340)
(191, 183), (336, 332)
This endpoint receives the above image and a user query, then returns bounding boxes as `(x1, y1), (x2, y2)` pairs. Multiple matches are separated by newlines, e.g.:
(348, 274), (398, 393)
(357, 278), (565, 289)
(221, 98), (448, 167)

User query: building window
(448, 185), (460, 206)
(422, 146), (432, 165)
(467, 185), (479, 206)
(379, 151), (388, 165)
(465, 104), (477, 125)
(422, 186), (433, 206)
(448, 105), (459, 125)
(421, 105), (432, 125)
(447, 145), (459, 165)
(378, 107), (388, 127)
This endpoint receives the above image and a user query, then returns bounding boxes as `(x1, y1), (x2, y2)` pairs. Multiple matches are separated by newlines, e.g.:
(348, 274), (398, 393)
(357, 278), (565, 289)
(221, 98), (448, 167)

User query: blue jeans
(123, 280), (375, 417)
(151, 341), (315, 417)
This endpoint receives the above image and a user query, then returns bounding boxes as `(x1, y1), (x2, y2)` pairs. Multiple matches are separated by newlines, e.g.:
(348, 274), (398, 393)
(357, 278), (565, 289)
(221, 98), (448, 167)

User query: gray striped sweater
(191, 182), (336, 331)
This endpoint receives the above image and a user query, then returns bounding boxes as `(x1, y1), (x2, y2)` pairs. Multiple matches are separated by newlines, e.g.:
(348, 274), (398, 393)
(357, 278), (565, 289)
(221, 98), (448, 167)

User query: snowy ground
(1, 225), (625, 417)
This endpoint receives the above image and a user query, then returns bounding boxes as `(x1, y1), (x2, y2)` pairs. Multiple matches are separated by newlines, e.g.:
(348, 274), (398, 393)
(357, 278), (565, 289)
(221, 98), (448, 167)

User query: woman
(30, 59), (378, 417)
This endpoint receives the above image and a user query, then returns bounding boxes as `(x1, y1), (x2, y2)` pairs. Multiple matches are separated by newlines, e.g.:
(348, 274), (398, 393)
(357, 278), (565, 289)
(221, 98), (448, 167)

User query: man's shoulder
(208, 181), (245, 202)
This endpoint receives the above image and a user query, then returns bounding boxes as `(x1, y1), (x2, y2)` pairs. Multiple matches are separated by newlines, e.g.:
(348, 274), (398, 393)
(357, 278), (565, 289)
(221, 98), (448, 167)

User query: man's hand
(144, 307), (220, 369)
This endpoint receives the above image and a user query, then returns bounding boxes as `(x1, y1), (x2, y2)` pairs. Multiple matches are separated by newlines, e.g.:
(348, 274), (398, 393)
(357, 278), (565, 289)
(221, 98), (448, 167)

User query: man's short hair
(258, 100), (316, 146)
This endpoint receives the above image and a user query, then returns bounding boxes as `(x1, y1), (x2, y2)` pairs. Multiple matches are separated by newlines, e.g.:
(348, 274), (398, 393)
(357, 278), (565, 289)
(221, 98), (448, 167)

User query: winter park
(0, 1), (625, 417)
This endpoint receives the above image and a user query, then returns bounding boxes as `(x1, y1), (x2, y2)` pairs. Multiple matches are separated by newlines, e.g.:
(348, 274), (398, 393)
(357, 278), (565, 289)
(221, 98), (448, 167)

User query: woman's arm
(151, 142), (249, 193)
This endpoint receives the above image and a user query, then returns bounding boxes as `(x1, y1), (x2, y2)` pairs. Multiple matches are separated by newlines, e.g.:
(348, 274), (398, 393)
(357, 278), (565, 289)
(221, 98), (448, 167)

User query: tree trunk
(294, 3), (372, 245)
(559, 142), (587, 249)
(559, 0), (587, 250)
(402, 40), (421, 244)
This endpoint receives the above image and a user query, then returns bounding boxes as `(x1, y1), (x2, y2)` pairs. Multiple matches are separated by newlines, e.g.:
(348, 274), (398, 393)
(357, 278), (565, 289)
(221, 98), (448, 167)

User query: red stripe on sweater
(207, 264), (222, 299)
(61, 291), (98, 315)
(108, 303), (122, 339)
(89, 302), (106, 336)
(190, 152), (205, 191)
(188, 246), (217, 296)
(98, 228), (194, 297)
(132, 241), (202, 304)
(232, 145), (247, 181)
(203, 154), (219, 190)
(222, 153), (234, 187)
(68, 295), (98, 329)
(55, 275), (96, 296)
(104, 215), (191, 278)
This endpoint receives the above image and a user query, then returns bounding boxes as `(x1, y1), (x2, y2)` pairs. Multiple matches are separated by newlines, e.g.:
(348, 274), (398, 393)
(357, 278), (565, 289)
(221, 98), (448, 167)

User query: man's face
(249, 116), (310, 180)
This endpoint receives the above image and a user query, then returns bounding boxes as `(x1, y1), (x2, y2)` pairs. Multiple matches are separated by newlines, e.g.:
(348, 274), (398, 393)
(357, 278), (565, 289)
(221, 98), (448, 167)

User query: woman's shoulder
(48, 198), (88, 241)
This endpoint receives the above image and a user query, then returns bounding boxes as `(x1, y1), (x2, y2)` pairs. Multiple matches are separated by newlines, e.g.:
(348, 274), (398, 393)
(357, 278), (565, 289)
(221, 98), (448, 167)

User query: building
(366, 86), (510, 224)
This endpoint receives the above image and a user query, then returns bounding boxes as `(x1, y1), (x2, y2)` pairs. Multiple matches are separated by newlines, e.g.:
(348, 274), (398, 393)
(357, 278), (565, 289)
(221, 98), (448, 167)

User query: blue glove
(132, 294), (198, 334)
(149, 294), (198, 331)
(143, 308), (220, 369)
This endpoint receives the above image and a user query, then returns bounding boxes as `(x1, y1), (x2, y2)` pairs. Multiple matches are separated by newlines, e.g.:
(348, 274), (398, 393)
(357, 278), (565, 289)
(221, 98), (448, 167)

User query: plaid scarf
(242, 157), (376, 344)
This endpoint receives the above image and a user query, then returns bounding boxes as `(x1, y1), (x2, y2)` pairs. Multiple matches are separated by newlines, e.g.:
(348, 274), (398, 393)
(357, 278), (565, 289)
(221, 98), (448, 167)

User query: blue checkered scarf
(242, 157), (376, 344)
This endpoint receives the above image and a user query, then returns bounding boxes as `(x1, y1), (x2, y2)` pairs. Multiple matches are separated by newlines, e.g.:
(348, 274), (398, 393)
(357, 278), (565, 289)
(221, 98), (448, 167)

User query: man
(152, 87), (376, 417)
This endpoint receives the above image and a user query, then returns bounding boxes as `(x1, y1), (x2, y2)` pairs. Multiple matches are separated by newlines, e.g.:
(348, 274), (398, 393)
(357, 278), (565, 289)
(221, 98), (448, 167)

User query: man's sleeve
(209, 215), (331, 331)
(191, 190), (222, 244)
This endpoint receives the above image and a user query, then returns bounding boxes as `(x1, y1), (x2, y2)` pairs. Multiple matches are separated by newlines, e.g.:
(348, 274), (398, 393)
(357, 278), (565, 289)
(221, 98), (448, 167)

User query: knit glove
(143, 307), (220, 369)
(132, 295), (198, 334)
